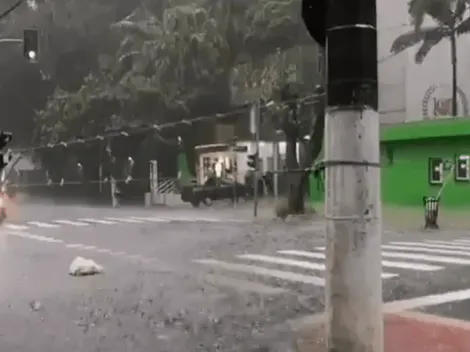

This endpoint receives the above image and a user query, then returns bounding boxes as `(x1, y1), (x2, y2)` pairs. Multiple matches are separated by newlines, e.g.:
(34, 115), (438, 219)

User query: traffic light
(23, 28), (39, 62)
(0, 131), (12, 150)
(0, 132), (12, 172)
(301, 0), (326, 48)
(247, 153), (258, 170)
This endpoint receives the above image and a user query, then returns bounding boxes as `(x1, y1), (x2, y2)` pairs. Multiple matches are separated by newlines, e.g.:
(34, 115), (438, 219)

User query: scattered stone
(29, 300), (42, 311)
(69, 256), (104, 276)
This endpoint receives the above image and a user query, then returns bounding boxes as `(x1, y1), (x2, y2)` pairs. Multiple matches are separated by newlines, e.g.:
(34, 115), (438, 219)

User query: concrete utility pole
(324, 0), (382, 351)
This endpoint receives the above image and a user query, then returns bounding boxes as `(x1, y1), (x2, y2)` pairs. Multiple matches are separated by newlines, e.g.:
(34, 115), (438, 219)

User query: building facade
(378, 0), (470, 125)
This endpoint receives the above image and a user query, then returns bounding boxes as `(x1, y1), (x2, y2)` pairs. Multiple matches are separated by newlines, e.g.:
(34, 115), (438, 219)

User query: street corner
(293, 312), (470, 352)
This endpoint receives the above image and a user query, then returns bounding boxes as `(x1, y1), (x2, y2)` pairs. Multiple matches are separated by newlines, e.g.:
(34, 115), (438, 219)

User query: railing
(157, 177), (177, 194)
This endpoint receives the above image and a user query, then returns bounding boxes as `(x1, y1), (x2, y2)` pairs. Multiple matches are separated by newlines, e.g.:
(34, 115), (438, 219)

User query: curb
(288, 288), (470, 331)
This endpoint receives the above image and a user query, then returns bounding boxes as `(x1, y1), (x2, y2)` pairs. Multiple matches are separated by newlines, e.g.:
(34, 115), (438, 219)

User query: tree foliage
(31, 0), (325, 211)
(36, 0), (313, 144)
(390, 0), (470, 62)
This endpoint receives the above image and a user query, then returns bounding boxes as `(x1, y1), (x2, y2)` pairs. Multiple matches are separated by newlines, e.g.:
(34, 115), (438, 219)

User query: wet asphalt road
(2, 202), (470, 351)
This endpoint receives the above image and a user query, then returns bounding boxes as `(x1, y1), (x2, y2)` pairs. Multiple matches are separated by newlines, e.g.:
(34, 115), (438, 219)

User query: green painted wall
(309, 117), (470, 207)
(382, 138), (470, 207)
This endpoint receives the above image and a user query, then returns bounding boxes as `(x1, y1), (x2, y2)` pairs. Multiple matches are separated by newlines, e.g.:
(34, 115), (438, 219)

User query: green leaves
(36, 0), (317, 145)
(391, 0), (470, 63)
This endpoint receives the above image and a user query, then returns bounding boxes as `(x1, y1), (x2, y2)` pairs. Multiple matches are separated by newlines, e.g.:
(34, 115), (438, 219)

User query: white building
(378, 0), (470, 124)
(194, 140), (306, 184)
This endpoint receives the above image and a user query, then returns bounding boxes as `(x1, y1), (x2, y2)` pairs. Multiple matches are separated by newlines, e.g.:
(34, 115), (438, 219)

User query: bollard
(423, 196), (439, 229)
(144, 192), (151, 208)
(111, 177), (119, 208)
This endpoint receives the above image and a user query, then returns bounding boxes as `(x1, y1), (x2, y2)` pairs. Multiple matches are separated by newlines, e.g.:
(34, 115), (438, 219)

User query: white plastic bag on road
(69, 256), (104, 276)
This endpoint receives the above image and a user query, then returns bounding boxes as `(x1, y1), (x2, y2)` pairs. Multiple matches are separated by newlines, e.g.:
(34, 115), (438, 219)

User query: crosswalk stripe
(239, 253), (414, 274)
(381, 251), (470, 265)
(27, 221), (59, 228)
(130, 217), (170, 222)
(237, 254), (326, 271)
(6, 231), (63, 243)
(194, 258), (326, 286)
(425, 240), (470, 247)
(165, 217), (221, 223)
(278, 250), (400, 276)
(78, 218), (117, 225)
(204, 274), (287, 295)
(54, 220), (89, 226)
(320, 247), (470, 265)
(4, 224), (29, 230)
(279, 250), (325, 260)
(105, 217), (143, 223)
(278, 247), (458, 270)
(65, 244), (84, 248)
(453, 239), (470, 244)
(382, 244), (470, 257)
(381, 260), (442, 271)
(391, 241), (470, 251)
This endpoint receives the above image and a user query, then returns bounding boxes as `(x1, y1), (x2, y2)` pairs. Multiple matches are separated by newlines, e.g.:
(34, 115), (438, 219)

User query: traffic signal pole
(250, 101), (260, 217)
(324, 0), (382, 351)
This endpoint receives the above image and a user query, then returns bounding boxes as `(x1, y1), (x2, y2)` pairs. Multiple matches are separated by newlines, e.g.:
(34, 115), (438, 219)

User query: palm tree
(390, 0), (470, 117)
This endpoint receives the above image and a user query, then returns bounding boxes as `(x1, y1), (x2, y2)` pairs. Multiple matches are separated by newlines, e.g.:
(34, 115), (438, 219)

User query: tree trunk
(284, 118), (302, 213)
(287, 171), (308, 214)
(450, 30), (457, 116)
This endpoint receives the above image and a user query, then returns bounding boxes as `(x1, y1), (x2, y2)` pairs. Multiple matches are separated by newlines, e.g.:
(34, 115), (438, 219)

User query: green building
(310, 118), (470, 208)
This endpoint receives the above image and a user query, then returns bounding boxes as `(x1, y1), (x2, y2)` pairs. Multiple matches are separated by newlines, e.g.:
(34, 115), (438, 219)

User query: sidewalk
(295, 312), (470, 352)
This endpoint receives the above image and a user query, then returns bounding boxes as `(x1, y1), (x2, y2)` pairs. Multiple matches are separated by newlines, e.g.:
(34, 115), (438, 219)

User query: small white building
(194, 140), (306, 184)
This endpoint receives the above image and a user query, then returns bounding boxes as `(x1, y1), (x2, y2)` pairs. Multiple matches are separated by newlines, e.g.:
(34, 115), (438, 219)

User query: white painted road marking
(386, 288), (470, 312)
(424, 240), (470, 247)
(380, 260), (442, 271)
(279, 249), (439, 272)
(5, 224), (29, 230)
(194, 258), (326, 286)
(111, 251), (127, 256)
(382, 244), (470, 257)
(279, 250), (325, 260)
(6, 231), (63, 243)
(289, 288), (470, 330)
(65, 244), (84, 248)
(105, 217), (143, 223)
(78, 218), (117, 225)
(454, 239), (470, 244)
(238, 254), (326, 271)
(381, 251), (470, 265)
(130, 217), (170, 222)
(27, 221), (59, 228)
(54, 220), (89, 226)
(238, 253), (408, 275)
(391, 241), (470, 251)
(309, 247), (470, 265)
(94, 248), (112, 253)
(204, 274), (288, 295)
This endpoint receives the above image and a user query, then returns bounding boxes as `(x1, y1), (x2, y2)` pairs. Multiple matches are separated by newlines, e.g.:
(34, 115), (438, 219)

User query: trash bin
(423, 196), (439, 229)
